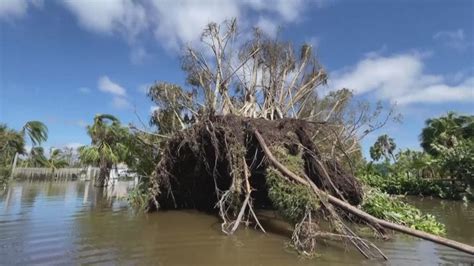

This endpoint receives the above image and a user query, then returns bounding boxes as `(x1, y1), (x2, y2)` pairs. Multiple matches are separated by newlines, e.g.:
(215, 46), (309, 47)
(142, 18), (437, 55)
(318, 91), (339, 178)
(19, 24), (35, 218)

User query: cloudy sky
(1, 0), (473, 156)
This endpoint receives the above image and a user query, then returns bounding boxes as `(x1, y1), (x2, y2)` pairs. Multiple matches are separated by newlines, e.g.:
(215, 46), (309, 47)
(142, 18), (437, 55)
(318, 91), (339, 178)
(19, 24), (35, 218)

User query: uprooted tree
(144, 20), (474, 259)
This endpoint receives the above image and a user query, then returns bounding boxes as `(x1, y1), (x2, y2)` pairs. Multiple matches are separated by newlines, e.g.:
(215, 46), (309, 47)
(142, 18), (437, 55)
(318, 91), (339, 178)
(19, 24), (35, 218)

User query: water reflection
(0, 181), (473, 265)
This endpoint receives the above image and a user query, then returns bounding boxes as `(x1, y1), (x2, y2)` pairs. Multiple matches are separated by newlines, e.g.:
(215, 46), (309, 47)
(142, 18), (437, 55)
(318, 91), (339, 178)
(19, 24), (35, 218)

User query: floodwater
(0, 181), (473, 265)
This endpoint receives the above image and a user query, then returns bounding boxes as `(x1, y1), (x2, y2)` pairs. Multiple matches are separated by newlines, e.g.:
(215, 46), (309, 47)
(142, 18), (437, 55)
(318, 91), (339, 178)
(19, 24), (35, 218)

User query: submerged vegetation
(127, 180), (150, 212)
(361, 188), (445, 235)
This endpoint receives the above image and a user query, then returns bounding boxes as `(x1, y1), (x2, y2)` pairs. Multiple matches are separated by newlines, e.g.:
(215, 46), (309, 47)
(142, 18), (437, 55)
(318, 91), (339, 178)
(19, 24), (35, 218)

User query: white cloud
(98, 76), (126, 96)
(433, 29), (471, 51)
(61, 0), (330, 51)
(5, 0), (331, 59)
(0, 0), (27, 19)
(149, 0), (241, 49)
(328, 52), (474, 105)
(396, 79), (474, 105)
(62, 0), (147, 40)
(97, 76), (131, 109)
(0, 0), (42, 21)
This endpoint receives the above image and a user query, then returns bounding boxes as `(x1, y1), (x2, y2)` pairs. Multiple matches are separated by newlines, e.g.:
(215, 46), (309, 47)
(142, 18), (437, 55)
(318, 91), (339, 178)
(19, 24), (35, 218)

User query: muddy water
(0, 181), (473, 265)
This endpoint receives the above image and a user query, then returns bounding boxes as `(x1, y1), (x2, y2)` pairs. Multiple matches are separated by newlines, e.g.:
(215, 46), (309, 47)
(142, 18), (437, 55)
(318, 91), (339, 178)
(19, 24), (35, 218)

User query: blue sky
(1, 0), (473, 157)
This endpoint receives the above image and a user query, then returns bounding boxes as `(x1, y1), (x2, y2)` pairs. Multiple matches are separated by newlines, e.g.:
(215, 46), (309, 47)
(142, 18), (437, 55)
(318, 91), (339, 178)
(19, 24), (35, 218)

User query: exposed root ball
(147, 115), (368, 257)
(149, 115), (363, 212)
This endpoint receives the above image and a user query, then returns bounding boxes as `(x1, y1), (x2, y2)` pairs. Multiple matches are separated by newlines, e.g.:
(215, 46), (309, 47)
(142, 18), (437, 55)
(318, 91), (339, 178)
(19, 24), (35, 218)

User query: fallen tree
(142, 20), (473, 260)
(147, 115), (474, 259)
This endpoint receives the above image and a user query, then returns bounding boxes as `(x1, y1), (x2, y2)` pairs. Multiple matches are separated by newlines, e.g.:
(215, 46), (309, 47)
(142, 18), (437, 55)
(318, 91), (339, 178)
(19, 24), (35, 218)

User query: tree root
(218, 156), (266, 235)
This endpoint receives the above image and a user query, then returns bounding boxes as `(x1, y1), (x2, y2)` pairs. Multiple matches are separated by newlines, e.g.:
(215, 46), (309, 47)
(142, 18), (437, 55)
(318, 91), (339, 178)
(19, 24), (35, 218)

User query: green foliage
(78, 114), (134, 186)
(369, 134), (396, 162)
(0, 124), (25, 166)
(78, 146), (100, 165)
(359, 173), (467, 200)
(362, 188), (445, 235)
(21, 147), (69, 169)
(362, 116), (473, 200)
(266, 167), (320, 224)
(21, 121), (48, 146)
(44, 148), (69, 171)
(265, 148), (320, 223)
(148, 82), (195, 134)
(0, 121), (48, 187)
(435, 140), (474, 185)
(0, 167), (11, 178)
(420, 112), (473, 157)
(392, 149), (437, 179)
(127, 180), (151, 211)
(80, 114), (131, 166)
(28, 146), (48, 167)
(121, 132), (160, 177)
(0, 167), (10, 189)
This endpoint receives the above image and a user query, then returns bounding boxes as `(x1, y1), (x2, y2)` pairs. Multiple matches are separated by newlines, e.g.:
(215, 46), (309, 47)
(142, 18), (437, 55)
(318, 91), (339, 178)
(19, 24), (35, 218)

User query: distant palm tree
(420, 112), (473, 156)
(0, 124), (25, 168)
(24, 147), (69, 171)
(8, 121), (48, 177)
(370, 134), (397, 162)
(21, 121), (48, 146)
(44, 148), (69, 172)
(28, 146), (47, 167)
(79, 114), (130, 187)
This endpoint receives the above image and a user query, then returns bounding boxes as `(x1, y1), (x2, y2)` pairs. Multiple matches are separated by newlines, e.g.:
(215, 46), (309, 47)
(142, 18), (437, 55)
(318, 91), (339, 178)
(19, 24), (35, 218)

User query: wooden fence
(12, 166), (100, 181)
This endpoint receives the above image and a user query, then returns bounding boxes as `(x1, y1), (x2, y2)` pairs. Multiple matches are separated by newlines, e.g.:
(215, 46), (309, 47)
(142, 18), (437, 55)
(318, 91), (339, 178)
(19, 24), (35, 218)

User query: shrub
(358, 173), (466, 200)
(362, 188), (445, 235)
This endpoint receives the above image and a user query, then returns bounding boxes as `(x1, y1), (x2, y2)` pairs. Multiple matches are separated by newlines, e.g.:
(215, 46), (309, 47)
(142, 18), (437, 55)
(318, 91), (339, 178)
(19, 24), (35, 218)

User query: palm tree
(0, 124), (25, 156)
(420, 112), (473, 156)
(44, 148), (69, 172)
(24, 147), (68, 171)
(28, 146), (48, 167)
(370, 134), (397, 162)
(0, 121), (48, 178)
(79, 114), (130, 187)
(21, 121), (48, 146)
(0, 124), (25, 178)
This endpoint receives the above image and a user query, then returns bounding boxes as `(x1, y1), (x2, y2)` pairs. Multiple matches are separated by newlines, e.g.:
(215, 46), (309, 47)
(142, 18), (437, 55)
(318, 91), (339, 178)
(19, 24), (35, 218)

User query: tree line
(363, 112), (473, 200)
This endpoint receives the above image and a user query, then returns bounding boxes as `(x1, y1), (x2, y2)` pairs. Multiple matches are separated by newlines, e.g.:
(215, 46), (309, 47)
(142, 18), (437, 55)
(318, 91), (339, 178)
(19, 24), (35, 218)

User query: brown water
(0, 181), (473, 265)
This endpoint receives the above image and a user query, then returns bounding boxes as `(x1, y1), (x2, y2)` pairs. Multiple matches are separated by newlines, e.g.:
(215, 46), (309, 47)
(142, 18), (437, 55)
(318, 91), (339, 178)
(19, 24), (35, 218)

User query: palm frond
(78, 145), (100, 165)
(22, 121), (48, 146)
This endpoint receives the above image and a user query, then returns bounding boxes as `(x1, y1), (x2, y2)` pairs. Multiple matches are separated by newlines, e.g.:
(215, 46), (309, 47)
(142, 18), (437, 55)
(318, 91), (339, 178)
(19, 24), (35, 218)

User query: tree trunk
(95, 158), (110, 187)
